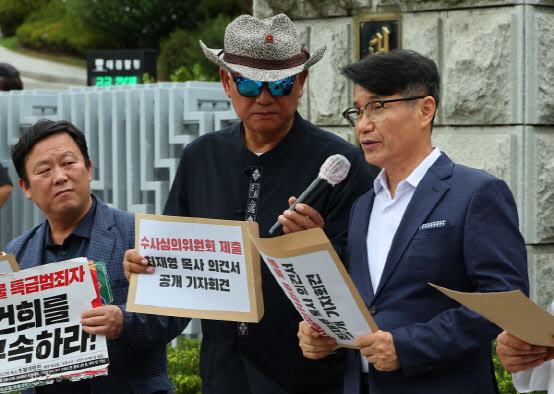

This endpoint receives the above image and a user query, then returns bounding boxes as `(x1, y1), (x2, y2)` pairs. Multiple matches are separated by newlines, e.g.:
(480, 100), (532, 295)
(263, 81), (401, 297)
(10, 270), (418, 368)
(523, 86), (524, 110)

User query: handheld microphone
(269, 154), (351, 236)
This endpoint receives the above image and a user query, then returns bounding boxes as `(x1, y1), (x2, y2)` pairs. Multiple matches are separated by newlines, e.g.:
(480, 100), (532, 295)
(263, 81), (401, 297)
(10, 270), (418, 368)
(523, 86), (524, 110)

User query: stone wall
(254, 0), (554, 308)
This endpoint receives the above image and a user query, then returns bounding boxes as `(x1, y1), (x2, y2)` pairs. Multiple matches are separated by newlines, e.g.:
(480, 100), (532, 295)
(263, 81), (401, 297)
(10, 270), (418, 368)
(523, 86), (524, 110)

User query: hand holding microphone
(269, 154), (351, 236)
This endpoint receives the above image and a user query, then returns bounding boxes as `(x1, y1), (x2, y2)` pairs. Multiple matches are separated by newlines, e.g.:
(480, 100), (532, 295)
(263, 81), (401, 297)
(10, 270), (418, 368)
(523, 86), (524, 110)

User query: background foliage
(0, 0), (251, 81)
(163, 338), (546, 394)
(158, 14), (231, 81)
(0, 0), (48, 36)
(65, 0), (201, 49)
(167, 337), (202, 394)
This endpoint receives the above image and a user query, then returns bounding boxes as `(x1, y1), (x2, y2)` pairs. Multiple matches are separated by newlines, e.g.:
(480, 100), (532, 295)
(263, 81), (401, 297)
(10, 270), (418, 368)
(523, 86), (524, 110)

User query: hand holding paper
(81, 305), (124, 340)
(123, 249), (153, 280)
(297, 321), (337, 360)
(496, 331), (553, 373)
(354, 331), (401, 372)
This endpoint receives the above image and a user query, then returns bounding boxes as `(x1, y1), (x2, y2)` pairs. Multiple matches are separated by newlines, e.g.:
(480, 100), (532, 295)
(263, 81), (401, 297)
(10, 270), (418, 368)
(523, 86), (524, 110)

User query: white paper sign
(0, 254), (18, 274)
(0, 258), (109, 392)
(261, 249), (375, 346)
(135, 218), (251, 313)
(0, 260), (14, 274)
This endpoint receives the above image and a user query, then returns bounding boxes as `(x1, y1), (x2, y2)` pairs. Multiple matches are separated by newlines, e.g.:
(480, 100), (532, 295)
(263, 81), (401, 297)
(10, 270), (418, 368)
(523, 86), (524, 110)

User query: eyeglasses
(342, 96), (425, 127)
(232, 75), (296, 97)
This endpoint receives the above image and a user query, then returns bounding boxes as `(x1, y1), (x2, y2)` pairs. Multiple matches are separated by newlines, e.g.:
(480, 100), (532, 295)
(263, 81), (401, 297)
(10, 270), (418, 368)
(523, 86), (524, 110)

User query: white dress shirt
(366, 147), (441, 293)
(361, 147), (441, 373)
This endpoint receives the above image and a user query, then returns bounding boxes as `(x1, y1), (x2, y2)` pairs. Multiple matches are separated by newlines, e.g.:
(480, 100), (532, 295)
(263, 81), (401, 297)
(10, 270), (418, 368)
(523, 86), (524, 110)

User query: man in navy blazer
(298, 50), (529, 393)
(5, 119), (187, 393)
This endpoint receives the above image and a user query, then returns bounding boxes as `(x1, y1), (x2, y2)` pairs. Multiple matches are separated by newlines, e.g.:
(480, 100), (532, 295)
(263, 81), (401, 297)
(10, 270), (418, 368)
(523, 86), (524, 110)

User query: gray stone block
(374, 0), (553, 12)
(295, 18), (354, 125)
(441, 7), (523, 125)
(524, 127), (554, 244)
(525, 7), (554, 125)
(527, 245), (554, 310)
(320, 126), (357, 144)
(402, 12), (443, 125)
(431, 125), (522, 204)
(253, 0), (369, 19)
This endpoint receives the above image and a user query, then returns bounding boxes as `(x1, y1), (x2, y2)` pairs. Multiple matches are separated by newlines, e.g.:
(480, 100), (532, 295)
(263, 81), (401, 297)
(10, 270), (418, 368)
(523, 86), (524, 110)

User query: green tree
(158, 14), (231, 81)
(66, 0), (202, 49)
(16, 0), (112, 55)
(0, 0), (48, 36)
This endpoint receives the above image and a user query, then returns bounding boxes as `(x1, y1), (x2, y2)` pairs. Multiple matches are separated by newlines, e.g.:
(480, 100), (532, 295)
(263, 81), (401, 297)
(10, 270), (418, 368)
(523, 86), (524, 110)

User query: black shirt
(164, 113), (373, 393)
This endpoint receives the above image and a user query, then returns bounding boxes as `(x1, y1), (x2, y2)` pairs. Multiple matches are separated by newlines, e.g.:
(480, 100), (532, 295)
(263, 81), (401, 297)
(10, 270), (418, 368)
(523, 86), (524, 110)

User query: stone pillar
(254, 0), (554, 308)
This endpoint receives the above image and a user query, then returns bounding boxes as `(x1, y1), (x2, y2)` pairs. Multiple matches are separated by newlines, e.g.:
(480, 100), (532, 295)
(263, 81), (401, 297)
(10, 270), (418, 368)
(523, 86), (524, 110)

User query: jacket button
(369, 305), (378, 315)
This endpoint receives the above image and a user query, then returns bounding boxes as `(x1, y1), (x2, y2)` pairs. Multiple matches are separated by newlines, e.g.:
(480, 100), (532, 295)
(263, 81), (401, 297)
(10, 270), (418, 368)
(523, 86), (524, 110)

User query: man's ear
(297, 70), (308, 98)
(220, 68), (232, 98)
(420, 96), (436, 129)
(18, 178), (32, 200)
(87, 159), (92, 182)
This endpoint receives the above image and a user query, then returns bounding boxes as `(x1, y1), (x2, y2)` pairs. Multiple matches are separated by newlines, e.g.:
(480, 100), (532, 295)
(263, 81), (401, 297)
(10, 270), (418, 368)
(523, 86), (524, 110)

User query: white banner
(127, 214), (263, 323)
(249, 228), (377, 347)
(0, 258), (109, 392)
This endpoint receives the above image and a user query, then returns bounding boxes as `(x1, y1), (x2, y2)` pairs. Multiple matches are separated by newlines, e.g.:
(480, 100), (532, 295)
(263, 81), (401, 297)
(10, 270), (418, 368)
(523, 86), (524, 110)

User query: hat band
(223, 49), (310, 70)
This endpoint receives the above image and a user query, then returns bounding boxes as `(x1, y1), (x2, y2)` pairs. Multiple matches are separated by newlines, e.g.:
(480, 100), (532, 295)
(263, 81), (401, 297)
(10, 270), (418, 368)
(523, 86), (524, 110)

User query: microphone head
(318, 154), (351, 186)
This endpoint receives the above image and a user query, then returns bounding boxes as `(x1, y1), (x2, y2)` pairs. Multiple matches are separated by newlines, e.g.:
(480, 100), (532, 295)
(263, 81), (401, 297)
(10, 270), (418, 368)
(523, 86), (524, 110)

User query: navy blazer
(5, 196), (188, 394)
(343, 153), (529, 394)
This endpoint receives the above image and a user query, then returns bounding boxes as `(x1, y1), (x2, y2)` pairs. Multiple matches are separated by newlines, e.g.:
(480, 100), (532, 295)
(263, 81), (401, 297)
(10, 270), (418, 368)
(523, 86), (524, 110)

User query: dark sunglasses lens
(267, 76), (296, 96)
(235, 77), (262, 97)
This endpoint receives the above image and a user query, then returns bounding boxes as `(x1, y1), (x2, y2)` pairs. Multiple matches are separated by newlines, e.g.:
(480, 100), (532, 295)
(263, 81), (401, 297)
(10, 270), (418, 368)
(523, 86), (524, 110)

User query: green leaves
(167, 337), (202, 394)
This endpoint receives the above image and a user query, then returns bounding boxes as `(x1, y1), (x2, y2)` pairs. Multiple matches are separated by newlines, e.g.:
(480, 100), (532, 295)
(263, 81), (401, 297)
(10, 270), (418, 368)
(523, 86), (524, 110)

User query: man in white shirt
(297, 49), (529, 393)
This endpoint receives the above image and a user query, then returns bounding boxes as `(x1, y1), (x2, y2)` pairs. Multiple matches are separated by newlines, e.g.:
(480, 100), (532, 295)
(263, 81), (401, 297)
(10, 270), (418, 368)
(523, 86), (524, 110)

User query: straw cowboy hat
(200, 14), (326, 82)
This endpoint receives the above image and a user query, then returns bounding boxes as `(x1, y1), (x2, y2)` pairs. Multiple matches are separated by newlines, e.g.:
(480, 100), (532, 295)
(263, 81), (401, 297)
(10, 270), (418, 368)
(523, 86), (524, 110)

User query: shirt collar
(373, 147), (441, 195)
(44, 195), (97, 246)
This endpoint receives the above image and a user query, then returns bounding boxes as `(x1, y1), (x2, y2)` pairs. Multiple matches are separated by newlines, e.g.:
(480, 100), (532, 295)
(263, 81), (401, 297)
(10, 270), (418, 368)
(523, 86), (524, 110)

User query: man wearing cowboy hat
(124, 13), (372, 394)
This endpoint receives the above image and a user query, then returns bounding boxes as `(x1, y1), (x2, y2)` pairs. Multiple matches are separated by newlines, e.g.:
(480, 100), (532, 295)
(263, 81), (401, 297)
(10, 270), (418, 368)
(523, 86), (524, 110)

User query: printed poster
(0, 258), (109, 392)
(127, 213), (263, 322)
(249, 228), (378, 348)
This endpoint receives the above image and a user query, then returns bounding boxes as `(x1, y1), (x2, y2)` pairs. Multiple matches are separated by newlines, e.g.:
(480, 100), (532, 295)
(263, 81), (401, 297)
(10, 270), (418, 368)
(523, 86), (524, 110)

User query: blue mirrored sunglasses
(232, 75), (296, 97)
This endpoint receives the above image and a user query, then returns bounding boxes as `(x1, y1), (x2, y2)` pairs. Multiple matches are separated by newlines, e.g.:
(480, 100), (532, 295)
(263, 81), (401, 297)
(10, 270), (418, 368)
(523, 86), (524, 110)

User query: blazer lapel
(374, 154), (454, 298)
(27, 222), (48, 269)
(348, 192), (376, 305)
(88, 200), (116, 265)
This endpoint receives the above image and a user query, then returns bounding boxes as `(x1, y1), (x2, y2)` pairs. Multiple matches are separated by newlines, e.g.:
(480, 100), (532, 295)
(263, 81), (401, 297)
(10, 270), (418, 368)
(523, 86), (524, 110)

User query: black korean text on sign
(306, 273), (340, 318)
(147, 256), (179, 269)
(5, 325), (97, 364)
(0, 294), (69, 337)
(320, 319), (354, 341)
(181, 258), (205, 271)
(185, 277), (230, 292)
(159, 275), (182, 288)
(282, 263), (309, 296)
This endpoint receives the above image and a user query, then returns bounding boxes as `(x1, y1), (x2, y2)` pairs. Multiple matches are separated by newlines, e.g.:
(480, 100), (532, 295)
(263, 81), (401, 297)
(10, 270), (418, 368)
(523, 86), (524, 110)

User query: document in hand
(249, 228), (378, 348)
(127, 213), (263, 323)
(430, 283), (554, 350)
(0, 258), (109, 392)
